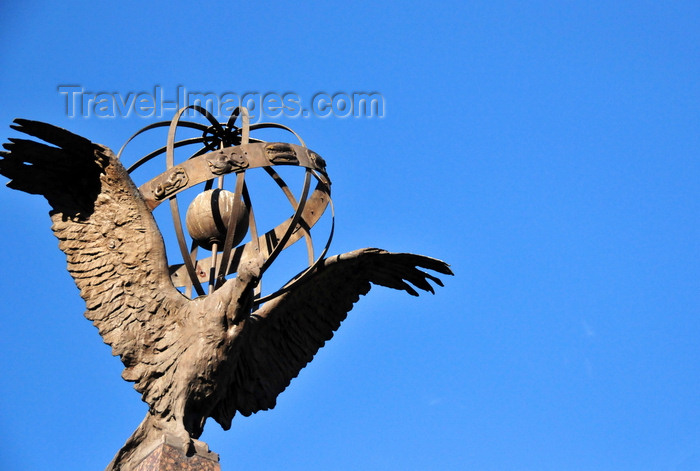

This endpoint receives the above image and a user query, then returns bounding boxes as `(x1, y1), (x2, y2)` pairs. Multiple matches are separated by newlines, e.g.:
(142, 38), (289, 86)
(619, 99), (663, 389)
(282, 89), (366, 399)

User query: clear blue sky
(1, 1), (699, 470)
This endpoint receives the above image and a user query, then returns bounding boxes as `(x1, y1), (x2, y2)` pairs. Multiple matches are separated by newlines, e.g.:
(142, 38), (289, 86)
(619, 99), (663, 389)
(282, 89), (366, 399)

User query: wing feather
(211, 248), (452, 428)
(0, 119), (187, 406)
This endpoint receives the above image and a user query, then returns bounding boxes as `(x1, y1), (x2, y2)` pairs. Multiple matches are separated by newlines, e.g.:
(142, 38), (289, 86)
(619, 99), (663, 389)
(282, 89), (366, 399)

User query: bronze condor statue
(0, 118), (451, 470)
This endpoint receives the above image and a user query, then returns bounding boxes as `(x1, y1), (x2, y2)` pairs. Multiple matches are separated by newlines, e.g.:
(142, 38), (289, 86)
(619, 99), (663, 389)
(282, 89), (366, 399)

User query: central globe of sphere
(185, 188), (249, 251)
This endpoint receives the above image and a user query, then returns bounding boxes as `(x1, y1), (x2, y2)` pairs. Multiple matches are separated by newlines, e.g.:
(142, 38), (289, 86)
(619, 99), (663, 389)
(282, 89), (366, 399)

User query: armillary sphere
(118, 105), (334, 303)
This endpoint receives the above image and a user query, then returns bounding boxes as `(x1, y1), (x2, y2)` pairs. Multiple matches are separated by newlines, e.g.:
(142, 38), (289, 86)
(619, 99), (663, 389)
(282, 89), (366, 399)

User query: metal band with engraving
(151, 167), (189, 200)
(139, 142), (329, 209)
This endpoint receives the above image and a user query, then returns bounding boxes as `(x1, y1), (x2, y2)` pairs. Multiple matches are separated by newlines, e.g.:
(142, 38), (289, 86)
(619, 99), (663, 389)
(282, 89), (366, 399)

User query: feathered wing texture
(211, 248), (453, 428)
(1, 119), (453, 459)
(0, 119), (188, 411)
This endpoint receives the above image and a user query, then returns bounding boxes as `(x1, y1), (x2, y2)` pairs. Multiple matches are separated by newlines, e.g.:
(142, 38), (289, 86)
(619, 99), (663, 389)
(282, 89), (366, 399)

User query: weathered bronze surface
(0, 115), (452, 471)
(185, 189), (249, 250)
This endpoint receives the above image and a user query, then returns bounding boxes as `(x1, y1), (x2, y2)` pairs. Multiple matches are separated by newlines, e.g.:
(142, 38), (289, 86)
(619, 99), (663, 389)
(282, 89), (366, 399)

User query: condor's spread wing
(212, 248), (452, 427)
(0, 119), (187, 406)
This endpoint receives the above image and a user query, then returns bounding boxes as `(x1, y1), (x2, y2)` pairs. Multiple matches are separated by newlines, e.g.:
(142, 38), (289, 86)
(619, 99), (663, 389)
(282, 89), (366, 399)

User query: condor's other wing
(212, 248), (452, 427)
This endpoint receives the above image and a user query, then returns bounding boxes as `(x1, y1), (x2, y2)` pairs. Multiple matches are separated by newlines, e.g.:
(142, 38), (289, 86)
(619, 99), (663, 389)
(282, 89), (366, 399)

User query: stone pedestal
(133, 435), (220, 471)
